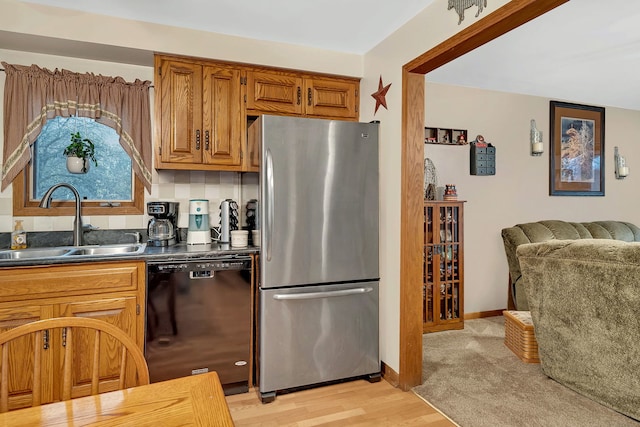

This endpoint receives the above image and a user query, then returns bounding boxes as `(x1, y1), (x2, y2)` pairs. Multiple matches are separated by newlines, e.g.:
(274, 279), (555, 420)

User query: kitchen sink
(0, 247), (74, 260)
(0, 243), (146, 263)
(67, 244), (146, 256)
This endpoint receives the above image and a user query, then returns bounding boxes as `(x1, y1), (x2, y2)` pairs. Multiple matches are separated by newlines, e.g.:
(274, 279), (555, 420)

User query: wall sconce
(614, 146), (629, 179)
(530, 119), (543, 156)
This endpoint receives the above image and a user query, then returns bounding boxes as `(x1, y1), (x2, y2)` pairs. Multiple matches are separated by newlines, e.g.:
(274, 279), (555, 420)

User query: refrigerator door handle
(266, 148), (274, 262)
(272, 287), (373, 300)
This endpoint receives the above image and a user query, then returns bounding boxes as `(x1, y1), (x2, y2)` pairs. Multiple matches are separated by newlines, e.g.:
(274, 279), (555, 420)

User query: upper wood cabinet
(246, 70), (303, 115)
(246, 117), (261, 173)
(154, 54), (361, 171)
(155, 56), (245, 171)
(0, 261), (145, 411)
(246, 69), (359, 120)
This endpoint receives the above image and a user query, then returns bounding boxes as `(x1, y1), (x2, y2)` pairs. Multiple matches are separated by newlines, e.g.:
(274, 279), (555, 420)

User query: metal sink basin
(0, 247), (74, 260)
(0, 243), (146, 263)
(67, 244), (146, 256)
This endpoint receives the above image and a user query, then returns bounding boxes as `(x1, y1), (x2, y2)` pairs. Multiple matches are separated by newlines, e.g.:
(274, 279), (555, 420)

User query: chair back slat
(91, 329), (100, 395)
(32, 331), (41, 407)
(0, 317), (149, 413)
(1, 344), (8, 413)
(119, 345), (127, 389)
(61, 327), (73, 401)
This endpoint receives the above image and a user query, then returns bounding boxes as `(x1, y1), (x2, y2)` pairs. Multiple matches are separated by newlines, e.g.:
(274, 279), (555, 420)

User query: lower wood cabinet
(0, 261), (145, 411)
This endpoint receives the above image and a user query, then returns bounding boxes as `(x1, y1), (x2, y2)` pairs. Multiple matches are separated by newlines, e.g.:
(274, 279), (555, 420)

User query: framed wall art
(549, 101), (605, 196)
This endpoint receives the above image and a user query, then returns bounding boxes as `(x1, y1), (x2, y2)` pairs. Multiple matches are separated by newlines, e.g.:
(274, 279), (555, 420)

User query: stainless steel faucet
(39, 183), (84, 246)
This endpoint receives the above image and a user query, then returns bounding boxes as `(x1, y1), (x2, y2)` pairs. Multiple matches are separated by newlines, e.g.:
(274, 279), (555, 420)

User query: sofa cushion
(501, 220), (640, 310)
(517, 239), (640, 420)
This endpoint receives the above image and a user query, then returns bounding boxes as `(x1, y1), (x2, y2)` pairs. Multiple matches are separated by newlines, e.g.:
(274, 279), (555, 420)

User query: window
(13, 118), (144, 216)
(4, 62), (151, 216)
(33, 117), (133, 201)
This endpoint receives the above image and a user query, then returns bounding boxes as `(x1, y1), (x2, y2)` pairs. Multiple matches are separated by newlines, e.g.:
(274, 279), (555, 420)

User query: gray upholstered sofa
(517, 239), (640, 420)
(501, 220), (640, 310)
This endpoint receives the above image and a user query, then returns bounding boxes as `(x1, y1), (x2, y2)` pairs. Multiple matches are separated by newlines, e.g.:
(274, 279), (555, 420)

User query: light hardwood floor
(226, 379), (457, 426)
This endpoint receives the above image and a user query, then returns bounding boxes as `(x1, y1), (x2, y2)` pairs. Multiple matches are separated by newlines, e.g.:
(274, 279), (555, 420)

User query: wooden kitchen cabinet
(0, 261), (145, 411)
(246, 69), (359, 120)
(154, 53), (361, 172)
(155, 56), (245, 171)
(246, 116), (261, 173)
(246, 70), (303, 116)
(304, 76), (359, 119)
(423, 201), (465, 333)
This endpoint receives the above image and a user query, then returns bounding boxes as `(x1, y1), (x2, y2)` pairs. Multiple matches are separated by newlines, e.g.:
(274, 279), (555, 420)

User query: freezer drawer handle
(272, 287), (373, 300)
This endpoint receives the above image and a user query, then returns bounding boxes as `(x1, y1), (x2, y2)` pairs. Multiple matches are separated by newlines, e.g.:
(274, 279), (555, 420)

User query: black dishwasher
(145, 255), (252, 395)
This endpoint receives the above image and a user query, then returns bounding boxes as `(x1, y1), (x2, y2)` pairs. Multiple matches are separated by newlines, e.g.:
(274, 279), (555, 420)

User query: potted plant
(64, 132), (97, 173)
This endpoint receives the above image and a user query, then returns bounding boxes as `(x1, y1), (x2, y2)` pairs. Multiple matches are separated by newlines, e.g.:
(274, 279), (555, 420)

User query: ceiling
(427, 0), (640, 111)
(16, 0), (640, 110)
(19, 0), (436, 55)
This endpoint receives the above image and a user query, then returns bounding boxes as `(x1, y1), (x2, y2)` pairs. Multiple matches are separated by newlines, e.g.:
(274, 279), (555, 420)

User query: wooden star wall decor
(371, 76), (391, 115)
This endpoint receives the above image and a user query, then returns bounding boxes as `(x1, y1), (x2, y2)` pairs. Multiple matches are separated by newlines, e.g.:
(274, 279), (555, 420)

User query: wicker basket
(503, 310), (539, 363)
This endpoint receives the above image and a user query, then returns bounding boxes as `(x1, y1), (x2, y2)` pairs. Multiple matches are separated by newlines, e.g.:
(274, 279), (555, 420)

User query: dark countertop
(143, 242), (259, 262)
(0, 242), (260, 268)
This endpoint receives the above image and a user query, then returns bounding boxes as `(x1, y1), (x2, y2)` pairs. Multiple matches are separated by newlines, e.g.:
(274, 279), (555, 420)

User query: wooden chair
(0, 317), (149, 413)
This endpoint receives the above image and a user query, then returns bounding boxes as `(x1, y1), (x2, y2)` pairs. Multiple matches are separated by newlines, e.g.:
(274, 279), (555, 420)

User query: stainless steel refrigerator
(253, 115), (380, 403)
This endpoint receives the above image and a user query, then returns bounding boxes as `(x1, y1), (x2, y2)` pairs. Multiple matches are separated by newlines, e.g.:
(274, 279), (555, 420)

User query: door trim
(398, 0), (569, 390)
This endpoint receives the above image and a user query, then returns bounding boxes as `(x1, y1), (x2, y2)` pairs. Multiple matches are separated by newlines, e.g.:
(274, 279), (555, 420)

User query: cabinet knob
(307, 88), (312, 106)
(297, 87), (301, 105)
(205, 130), (210, 150)
(195, 129), (201, 150)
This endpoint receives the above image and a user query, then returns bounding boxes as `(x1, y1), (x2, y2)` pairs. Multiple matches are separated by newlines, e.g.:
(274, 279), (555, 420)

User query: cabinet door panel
(304, 78), (358, 119)
(58, 297), (138, 398)
(160, 60), (203, 164)
(246, 117), (260, 172)
(202, 65), (243, 167)
(246, 71), (303, 115)
(0, 305), (55, 410)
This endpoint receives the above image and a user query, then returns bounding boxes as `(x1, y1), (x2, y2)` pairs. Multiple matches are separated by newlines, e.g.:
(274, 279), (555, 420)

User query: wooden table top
(0, 372), (234, 426)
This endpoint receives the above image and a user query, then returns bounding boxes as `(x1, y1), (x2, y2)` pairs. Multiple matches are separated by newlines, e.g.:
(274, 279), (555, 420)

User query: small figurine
(472, 135), (487, 148)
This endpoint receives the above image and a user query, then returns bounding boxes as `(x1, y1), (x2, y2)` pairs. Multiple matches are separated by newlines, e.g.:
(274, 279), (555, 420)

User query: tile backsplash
(0, 169), (259, 234)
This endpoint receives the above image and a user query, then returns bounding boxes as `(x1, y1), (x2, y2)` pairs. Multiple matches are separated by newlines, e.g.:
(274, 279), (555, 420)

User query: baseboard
(381, 361), (399, 387)
(464, 309), (506, 320)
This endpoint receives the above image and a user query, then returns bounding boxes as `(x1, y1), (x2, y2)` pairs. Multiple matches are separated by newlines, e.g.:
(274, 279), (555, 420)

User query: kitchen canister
(252, 229), (260, 247)
(230, 230), (249, 248)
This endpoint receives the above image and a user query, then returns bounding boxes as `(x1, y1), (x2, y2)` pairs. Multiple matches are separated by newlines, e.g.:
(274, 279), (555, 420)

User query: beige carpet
(413, 316), (640, 427)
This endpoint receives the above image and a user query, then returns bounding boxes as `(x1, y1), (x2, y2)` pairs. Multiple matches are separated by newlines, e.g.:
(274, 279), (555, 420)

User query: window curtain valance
(1, 62), (153, 192)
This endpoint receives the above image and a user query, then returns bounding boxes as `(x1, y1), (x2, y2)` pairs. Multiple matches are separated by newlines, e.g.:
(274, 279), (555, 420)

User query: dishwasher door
(258, 281), (379, 398)
(145, 258), (251, 395)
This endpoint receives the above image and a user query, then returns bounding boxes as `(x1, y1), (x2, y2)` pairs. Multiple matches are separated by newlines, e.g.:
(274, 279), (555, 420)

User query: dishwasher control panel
(147, 256), (251, 274)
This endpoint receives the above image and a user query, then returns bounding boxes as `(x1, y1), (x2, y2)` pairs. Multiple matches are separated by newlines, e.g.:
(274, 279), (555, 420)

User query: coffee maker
(187, 199), (211, 245)
(147, 201), (179, 246)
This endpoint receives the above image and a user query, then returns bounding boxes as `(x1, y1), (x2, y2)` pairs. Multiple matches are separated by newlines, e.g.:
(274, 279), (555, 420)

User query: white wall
(425, 82), (640, 314)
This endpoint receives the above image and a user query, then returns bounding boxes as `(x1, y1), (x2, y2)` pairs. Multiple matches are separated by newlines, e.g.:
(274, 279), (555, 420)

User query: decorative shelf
(425, 127), (468, 145)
